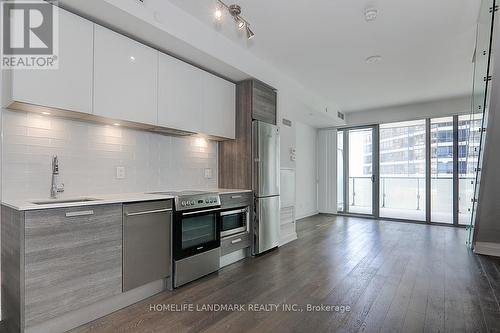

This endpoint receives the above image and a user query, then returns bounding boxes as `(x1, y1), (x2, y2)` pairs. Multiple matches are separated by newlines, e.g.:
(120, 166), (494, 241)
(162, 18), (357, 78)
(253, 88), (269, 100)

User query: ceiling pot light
(42, 112), (51, 115)
(364, 8), (378, 22)
(365, 55), (382, 64)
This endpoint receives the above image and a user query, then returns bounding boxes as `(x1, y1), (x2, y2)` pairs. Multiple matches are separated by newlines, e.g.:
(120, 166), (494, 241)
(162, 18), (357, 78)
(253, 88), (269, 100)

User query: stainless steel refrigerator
(252, 120), (280, 255)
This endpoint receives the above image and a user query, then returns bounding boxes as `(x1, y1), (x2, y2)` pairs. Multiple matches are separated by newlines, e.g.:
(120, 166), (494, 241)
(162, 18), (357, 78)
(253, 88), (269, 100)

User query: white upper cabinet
(202, 72), (236, 139)
(11, 9), (93, 114)
(158, 53), (203, 133)
(93, 25), (158, 125)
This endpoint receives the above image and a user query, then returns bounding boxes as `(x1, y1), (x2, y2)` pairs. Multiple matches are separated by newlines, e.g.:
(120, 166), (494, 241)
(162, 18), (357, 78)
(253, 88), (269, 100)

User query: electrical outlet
(204, 168), (213, 179)
(116, 166), (126, 179)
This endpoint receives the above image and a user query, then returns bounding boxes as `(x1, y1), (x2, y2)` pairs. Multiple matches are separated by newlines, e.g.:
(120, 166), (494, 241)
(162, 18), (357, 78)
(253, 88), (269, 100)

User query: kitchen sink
(31, 198), (101, 205)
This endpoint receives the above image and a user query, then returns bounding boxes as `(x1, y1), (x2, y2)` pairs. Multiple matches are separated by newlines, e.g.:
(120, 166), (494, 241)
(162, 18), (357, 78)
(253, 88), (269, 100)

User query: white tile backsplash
(1, 110), (218, 201)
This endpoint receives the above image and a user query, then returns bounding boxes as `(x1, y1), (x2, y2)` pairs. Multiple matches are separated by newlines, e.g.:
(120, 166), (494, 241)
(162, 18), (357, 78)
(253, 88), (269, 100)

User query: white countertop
(2, 189), (252, 211)
(2, 192), (175, 211)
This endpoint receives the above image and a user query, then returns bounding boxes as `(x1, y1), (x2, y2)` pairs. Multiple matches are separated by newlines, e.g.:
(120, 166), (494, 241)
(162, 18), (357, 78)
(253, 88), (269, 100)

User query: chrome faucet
(50, 155), (65, 199)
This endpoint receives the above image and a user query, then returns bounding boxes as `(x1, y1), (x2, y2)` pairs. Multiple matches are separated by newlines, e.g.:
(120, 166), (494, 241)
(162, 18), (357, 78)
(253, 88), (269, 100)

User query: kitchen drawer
(220, 192), (253, 210)
(221, 232), (251, 256)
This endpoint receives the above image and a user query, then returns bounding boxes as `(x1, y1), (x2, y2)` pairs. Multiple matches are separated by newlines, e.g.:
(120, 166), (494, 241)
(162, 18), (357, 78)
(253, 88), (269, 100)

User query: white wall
(280, 119), (296, 170)
(345, 95), (471, 127)
(317, 129), (337, 214)
(2, 110), (218, 201)
(295, 122), (318, 219)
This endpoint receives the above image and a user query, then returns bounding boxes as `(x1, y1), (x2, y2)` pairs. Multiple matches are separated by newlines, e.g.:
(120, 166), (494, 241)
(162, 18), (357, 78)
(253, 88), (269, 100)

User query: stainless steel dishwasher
(123, 200), (172, 292)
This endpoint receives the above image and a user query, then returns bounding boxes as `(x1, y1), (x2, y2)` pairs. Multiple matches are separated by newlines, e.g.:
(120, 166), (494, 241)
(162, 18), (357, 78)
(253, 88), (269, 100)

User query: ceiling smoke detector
(365, 55), (382, 64)
(364, 8), (378, 22)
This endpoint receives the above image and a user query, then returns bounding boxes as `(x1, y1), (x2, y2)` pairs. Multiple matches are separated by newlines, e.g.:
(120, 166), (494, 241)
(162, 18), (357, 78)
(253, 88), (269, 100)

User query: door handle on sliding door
(371, 175), (376, 183)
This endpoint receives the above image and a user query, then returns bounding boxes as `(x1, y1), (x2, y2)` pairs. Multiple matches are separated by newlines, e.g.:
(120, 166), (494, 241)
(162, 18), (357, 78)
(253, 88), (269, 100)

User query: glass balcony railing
(347, 176), (475, 223)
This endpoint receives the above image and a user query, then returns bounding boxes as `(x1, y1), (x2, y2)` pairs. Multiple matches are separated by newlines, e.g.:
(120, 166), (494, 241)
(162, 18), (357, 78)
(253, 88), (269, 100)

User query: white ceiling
(168, 0), (481, 113)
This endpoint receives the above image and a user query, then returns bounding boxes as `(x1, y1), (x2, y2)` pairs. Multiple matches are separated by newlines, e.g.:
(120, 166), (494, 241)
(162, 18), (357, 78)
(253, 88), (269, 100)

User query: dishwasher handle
(125, 208), (172, 217)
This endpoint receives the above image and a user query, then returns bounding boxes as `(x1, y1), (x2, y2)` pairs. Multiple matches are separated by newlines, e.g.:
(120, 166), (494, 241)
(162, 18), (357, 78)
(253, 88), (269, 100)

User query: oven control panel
(175, 193), (221, 211)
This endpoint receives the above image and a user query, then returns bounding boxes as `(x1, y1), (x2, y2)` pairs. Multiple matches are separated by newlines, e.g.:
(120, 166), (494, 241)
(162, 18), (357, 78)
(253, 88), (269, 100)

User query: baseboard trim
(474, 242), (500, 257)
(280, 232), (298, 246)
(296, 211), (319, 220)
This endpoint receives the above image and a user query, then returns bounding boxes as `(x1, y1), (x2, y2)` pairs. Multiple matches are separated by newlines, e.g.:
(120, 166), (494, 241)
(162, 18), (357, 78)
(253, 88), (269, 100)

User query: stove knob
(191, 201), (195, 205)
(205, 199), (209, 203)
(181, 201), (186, 206)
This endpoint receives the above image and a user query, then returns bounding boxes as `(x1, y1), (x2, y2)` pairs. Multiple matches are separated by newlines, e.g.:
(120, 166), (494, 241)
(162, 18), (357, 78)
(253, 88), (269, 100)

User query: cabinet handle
(231, 195), (242, 199)
(231, 238), (242, 244)
(125, 208), (172, 217)
(66, 210), (94, 217)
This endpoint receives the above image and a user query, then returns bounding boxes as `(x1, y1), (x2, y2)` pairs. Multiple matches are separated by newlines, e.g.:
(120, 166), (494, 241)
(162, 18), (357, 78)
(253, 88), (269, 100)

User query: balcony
(343, 176), (475, 224)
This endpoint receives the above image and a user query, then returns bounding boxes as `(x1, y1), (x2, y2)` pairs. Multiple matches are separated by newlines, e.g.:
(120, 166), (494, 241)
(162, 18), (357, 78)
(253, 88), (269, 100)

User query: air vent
(337, 112), (345, 120)
(282, 118), (292, 127)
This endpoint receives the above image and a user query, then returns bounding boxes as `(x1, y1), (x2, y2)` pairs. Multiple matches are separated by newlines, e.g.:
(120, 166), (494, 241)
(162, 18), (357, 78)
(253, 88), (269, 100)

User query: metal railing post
(351, 178), (356, 206)
(416, 178), (421, 210)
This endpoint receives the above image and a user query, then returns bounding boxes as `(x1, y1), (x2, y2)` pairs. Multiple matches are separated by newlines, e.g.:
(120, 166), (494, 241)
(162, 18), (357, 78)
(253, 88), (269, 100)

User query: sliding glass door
(337, 116), (479, 226)
(345, 127), (377, 216)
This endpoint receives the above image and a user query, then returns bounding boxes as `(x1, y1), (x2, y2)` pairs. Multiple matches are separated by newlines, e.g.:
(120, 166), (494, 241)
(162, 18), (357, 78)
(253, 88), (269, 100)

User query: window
(379, 120), (426, 221)
(430, 117), (454, 224)
(336, 114), (481, 226)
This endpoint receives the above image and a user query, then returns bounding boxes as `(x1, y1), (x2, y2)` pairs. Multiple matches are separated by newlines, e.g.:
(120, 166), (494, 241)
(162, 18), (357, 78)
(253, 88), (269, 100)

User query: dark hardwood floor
(70, 215), (500, 333)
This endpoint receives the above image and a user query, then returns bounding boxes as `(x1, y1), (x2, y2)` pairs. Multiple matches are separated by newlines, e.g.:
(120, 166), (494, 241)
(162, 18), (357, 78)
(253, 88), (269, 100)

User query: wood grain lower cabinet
(22, 204), (122, 329)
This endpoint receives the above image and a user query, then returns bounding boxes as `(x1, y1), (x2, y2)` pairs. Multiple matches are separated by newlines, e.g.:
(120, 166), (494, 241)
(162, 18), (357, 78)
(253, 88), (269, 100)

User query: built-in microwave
(220, 207), (249, 238)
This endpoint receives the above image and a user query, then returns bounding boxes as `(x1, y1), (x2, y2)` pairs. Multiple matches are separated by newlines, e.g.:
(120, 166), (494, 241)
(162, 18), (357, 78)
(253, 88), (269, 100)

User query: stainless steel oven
(221, 207), (249, 238)
(174, 207), (221, 260)
(150, 191), (222, 288)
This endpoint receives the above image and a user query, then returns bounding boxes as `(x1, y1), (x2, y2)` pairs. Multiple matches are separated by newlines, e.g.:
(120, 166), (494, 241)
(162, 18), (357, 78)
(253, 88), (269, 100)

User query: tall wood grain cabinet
(218, 80), (277, 189)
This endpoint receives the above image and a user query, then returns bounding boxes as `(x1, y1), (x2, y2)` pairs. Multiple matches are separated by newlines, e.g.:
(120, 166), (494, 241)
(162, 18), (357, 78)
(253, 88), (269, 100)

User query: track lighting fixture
(214, 1), (255, 39)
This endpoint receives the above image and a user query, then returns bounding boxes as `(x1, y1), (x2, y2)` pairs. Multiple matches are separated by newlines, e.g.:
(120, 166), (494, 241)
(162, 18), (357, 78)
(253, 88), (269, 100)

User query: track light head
(214, 7), (223, 21)
(236, 17), (246, 30)
(246, 26), (255, 40)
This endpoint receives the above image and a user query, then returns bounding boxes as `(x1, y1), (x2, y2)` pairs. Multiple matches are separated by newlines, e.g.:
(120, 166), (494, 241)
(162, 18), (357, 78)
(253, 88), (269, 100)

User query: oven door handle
(220, 208), (248, 216)
(182, 208), (221, 216)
